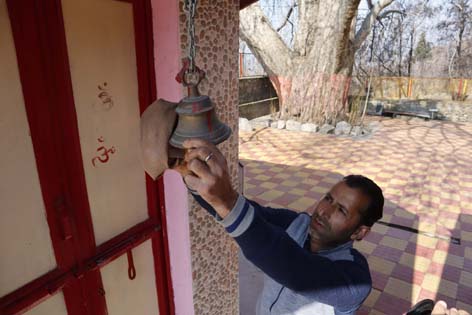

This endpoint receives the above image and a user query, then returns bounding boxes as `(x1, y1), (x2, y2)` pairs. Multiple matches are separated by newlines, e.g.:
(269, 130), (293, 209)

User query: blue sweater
(193, 193), (372, 315)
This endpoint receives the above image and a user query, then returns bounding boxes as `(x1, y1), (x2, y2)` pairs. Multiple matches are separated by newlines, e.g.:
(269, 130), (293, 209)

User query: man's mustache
(312, 213), (330, 229)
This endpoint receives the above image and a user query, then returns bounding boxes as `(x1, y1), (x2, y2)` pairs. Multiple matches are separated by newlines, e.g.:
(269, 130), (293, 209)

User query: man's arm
(182, 139), (370, 312)
(221, 195), (371, 312)
(191, 191), (298, 230)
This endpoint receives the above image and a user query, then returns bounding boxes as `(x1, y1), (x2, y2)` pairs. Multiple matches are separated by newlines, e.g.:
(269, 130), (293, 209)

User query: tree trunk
(407, 29), (414, 77)
(398, 21), (403, 77)
(271, 59), (353, 124)
(240, 0), (393, 124)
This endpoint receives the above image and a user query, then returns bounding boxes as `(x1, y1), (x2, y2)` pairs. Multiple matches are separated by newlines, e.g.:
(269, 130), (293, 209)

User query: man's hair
(343, 175), (384, 227)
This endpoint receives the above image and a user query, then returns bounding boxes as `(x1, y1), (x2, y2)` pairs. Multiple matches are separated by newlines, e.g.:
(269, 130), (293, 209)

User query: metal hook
(126, 250), (136, 280)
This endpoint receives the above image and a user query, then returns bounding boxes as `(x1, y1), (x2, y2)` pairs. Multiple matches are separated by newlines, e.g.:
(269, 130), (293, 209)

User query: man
(181, 138), (384, 315)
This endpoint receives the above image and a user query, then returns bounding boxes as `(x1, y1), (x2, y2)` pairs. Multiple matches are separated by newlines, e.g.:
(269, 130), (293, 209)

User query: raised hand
(183, 139), (238, 218)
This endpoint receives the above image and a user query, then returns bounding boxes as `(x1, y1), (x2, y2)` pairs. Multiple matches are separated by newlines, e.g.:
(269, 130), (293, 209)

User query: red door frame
(1, 1), (174, 314)
(132, 0), (175, 313)
(4, 1), (107, 313)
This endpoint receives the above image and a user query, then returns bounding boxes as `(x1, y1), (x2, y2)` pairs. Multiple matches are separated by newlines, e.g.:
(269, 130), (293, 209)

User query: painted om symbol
(91, 137), (116, 167)
(97, 82), (114, 110)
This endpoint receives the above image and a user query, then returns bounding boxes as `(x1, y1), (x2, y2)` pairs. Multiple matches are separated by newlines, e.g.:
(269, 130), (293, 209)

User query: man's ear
(350, 225), (370, 241)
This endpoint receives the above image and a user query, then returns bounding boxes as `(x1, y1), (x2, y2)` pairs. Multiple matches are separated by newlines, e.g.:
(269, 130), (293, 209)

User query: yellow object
(408, 78), (413, 97)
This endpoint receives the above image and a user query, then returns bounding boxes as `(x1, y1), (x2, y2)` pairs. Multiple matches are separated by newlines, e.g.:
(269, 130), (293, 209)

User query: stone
(286, 120), (302, 131)
(251, 120), (270, 129)
(334, 121), (352, 136)
(366, 121), (381, 132)
(301, 123), (318, 133)
(277, 120), (286, 129)
(239, 117), (252, 132)
(319, 124), (335, 134)
(270, 121), (278, 128)
(350, 126), (362, 137)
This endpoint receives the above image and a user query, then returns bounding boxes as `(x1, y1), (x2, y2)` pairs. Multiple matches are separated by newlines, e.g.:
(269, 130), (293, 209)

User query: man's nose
(318, 202), (335, 218)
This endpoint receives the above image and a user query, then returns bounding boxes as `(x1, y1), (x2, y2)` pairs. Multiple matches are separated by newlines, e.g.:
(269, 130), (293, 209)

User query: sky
(244, 0), (451, 49)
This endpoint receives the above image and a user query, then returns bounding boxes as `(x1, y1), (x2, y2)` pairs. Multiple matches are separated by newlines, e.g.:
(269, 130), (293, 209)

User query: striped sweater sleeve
(191, 192), (298, 235)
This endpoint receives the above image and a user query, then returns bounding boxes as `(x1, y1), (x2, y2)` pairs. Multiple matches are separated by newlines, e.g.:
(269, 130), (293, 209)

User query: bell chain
(183, 0), (198, 74)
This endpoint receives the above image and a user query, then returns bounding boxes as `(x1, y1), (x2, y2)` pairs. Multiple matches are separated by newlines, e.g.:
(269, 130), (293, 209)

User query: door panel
(0, 0), (57, 296)
(1, 1), (170, 314)
(101, 240), (160, 315)
(23, 293), (68, 315)
(61, 0), (148, 245)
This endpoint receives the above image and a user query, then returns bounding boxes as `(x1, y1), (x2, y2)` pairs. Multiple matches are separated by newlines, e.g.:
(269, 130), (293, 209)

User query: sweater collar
(317, 240), (354, 255)
(304, 235), (354, 255)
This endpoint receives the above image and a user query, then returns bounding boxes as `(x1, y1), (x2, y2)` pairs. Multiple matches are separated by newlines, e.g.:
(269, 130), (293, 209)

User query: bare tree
(354, 0), (434, 79)
(240, 0), (395, 124)
(437, 0), (472, 77)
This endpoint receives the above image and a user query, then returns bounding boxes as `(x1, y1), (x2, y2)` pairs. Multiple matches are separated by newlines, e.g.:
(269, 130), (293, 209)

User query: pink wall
(151, 1), (195, 314)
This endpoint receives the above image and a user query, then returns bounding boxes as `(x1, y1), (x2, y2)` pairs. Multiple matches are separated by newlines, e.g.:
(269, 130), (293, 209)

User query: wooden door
(0, 1), (173, 314)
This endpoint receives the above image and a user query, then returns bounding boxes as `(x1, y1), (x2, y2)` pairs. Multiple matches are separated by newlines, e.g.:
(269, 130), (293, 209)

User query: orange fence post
(397, 77), (401, 99)
(407, 78), (413, 98)
(458, 79), (463, 99)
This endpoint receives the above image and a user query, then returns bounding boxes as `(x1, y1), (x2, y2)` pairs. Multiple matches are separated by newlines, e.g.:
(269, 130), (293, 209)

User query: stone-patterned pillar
(179, 1), (240, 314)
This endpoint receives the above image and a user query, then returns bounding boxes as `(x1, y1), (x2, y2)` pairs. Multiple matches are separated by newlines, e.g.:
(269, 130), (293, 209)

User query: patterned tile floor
(238, 117), (472, 315)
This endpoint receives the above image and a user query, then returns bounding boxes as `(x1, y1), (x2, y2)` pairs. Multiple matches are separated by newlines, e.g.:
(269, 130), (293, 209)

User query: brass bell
(169, 72), (231, 149)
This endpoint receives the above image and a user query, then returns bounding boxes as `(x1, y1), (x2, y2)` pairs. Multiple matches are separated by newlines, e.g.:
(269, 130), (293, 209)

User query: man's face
(309, 181), (370, 250)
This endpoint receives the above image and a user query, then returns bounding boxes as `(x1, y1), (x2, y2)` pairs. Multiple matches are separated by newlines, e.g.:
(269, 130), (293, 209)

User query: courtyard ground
(238, 117), (472, 315)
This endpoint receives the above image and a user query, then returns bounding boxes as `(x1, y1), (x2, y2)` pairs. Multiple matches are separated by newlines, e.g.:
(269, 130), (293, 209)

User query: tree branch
(366, 0), (374, 9)
(376, 55), (396, 74)
(353, 0), (395, 50)
(452, 1), (464, 12)
(378, 9), (405, 19)
(293, 0), (319, 56)
(354, 61), (370, 77)
(277, 2), (297, 32)
(239, 3), (293, 76)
